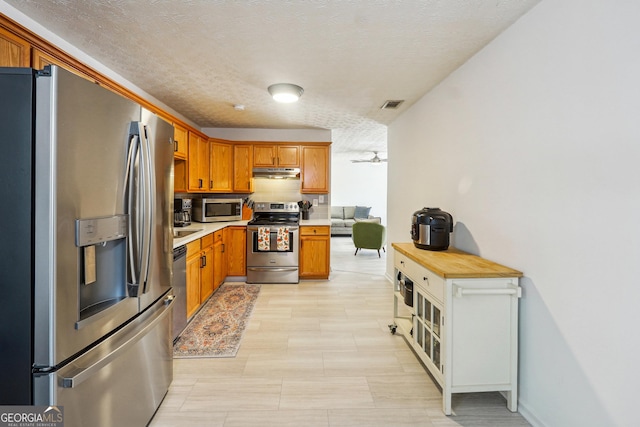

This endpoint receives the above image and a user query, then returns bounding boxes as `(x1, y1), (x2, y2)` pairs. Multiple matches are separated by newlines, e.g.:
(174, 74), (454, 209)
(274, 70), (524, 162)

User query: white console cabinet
(391, 243), (523, 415)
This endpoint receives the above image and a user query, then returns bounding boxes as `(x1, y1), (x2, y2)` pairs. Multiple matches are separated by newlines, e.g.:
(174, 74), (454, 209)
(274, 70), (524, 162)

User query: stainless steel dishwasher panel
(172, 245), (187, 341)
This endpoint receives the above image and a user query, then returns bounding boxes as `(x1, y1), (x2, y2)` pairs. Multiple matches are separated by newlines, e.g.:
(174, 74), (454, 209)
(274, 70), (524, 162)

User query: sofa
(331, 205), (379, 236)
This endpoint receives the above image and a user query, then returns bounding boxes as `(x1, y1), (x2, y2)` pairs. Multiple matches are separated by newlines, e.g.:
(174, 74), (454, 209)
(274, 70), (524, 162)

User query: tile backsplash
(175, 179), (330, 220)
(251, 178), (329, 220)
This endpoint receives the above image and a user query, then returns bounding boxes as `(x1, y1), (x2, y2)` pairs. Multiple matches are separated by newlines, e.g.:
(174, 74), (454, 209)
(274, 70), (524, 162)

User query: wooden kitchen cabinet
(233, 144), (253, 193)
(173, 123), (188, 159)
(200, 233), (214, 303)
(253, 144), (300, 167)
(188, 132), (209, 191)
(391, 243), (523, 415)
(185, 234), (216, 318)
(225, 226), (247, 276)
(185, 240), (202, 319)
(212, 230), (226, 291)
(0, 27), (31, 67)
(300, 145), (329, 193)
(209, 139), (233, 192)
(299, 226), (330, 279)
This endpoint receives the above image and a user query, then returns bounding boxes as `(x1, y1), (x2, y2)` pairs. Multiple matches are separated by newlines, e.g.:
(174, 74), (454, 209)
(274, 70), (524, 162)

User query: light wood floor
(150, 237), (530, 426)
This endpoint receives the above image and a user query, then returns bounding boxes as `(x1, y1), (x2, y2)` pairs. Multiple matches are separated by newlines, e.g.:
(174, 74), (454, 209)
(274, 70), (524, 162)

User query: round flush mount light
(268, 83), (304, 103)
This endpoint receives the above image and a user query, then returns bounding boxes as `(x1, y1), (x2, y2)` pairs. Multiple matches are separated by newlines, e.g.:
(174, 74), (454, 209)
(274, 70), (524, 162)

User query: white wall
(387, 1), (640, 426)
(331, 152), (387, 224)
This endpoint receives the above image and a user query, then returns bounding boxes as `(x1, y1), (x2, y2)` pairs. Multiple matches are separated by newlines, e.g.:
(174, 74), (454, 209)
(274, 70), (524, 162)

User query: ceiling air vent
(380, 100), (404, 110)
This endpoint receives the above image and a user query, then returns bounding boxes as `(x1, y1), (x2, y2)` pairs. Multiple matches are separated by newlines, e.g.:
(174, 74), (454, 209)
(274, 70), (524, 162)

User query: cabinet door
(200, 244), (214, 303)
(276, 145), (300, 167)
(301, 145), (329, 193)
(225, 226), (247, 276)
(0, 27), (30, 67)
(299, 226), (330, 279)
(233, 144), (253, 192)
(253, 145), (276, 167)
(213, 238), (224, 291)
(209, 140), (232, 192)
(173, 123), (188, 159)
(188, 132), (208, 191)
(414, 288), (443, 378)
(186, 253), (201, 319)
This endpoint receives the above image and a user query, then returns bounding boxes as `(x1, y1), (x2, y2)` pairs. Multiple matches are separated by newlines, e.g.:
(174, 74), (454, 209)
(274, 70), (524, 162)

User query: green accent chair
(352, 221), (386, 258)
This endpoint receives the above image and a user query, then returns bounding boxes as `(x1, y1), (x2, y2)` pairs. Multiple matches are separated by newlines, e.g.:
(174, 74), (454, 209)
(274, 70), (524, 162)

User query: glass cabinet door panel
(433, 339), (440, 369)
(416, 322), (423, 348)
(426, 300), (432, 329)
(426, 333), (431, 358)
(417, 295), (424, 318)
(433, 306), (440, 337)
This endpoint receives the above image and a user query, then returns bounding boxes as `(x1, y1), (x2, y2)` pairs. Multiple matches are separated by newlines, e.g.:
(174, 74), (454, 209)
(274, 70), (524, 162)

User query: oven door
(246, 225), (299, 284)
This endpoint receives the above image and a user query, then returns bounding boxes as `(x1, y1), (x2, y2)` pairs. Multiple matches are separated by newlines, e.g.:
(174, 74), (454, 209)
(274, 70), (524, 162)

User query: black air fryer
(411, 207), (453, 251)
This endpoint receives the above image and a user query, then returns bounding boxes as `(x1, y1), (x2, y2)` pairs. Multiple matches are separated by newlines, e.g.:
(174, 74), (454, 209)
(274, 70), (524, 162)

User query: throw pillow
(331, 206), (344, 219)
(343, 206), (356, 219)
(354, 206), (371, 218)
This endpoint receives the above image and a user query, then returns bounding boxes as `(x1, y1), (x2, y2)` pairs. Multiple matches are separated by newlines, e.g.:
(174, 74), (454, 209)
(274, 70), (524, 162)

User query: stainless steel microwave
(192, 198), (243, 222)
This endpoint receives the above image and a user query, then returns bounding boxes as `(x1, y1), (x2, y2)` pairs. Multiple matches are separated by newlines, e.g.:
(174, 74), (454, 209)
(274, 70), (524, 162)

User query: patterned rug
(173, 283), (261, 358)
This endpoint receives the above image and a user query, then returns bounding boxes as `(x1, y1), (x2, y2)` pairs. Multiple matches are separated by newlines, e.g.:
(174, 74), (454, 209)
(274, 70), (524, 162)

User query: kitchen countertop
(173, 219), (331, 248)
(392, 242), (523, 279)
(299, 219), (332, 227)
(173, 221), (249, 248)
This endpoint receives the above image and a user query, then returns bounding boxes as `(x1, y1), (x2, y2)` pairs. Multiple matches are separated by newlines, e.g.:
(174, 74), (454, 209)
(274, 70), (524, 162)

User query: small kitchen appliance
(174, 198), (192, 227)
(192, 197), (242, 222)
(411, 207), (453, 251)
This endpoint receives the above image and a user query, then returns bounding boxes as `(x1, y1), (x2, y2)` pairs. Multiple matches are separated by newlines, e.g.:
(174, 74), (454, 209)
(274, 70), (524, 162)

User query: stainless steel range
(246, 201), (300, 284)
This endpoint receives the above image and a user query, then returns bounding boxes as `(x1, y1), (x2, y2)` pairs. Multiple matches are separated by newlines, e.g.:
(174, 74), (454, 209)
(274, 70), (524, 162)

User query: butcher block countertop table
(392, 242), (523, 279)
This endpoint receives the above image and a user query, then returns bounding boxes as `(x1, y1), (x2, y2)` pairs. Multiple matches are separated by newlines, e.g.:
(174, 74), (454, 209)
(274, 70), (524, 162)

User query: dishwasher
(172, 245), (187, 342)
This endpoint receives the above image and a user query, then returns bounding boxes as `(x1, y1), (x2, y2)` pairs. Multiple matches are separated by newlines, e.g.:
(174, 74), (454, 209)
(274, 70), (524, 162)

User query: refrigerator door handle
(126, 122), (154, 294)
(125, 134), (140, 286)
(139, 124), (154, 292)
(60, 297), (174, 389)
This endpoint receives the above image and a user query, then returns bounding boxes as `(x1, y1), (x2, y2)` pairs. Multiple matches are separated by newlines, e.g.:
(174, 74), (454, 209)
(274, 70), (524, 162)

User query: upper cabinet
(233, 144), (253, 193)
(173, 123), (188, 160)
(209, 139), (233, 192)
(0, 27), (30, 67)
(188, 132), (209, 192)
(253, 144), (300, 167)
(301, 145), (330, 193)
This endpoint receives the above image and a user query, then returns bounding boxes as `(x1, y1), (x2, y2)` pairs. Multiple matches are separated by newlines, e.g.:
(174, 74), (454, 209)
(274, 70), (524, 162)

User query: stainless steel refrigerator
(0, 65), (175, 426)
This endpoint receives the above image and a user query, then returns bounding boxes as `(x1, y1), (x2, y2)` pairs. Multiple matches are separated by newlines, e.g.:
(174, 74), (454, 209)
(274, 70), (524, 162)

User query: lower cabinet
(225, 226), (247, 276)
(185, 233), (214, 319)
(391, 243), (522, 415)
(212, 230), (225, 291)
(200, 234), (214, 303)
(299, 226), (330, 279)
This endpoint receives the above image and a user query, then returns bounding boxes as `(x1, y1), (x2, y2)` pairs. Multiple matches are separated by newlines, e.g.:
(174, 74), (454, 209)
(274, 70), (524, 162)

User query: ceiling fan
(351, 151), (388, 164)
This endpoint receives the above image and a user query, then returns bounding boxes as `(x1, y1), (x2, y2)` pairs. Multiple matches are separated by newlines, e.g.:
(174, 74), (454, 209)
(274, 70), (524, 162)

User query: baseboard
(517, 399), (546, 427)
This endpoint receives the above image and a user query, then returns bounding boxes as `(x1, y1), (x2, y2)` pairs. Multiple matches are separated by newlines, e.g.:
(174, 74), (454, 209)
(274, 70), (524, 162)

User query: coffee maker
(174, 198), (192, 227)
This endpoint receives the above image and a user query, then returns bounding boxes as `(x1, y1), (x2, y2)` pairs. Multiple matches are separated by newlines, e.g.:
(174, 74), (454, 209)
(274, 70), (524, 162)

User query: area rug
(173, 283), (261, 358)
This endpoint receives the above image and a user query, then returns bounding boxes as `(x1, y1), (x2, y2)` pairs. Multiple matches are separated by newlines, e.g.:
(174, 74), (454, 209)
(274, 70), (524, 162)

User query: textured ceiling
(4, 0), (539, 153)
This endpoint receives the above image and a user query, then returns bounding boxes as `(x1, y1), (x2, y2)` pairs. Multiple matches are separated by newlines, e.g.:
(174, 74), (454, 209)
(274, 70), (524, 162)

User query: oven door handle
(247, 226), (299, 231)
(247, 267), (299, 272)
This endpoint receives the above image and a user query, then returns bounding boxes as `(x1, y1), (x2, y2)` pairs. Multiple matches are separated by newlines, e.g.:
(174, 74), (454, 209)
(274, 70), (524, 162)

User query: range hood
(252, 167), (300, 179)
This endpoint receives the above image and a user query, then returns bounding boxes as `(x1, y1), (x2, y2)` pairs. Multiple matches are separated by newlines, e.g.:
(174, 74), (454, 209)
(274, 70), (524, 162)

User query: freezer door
(33, 66), (141, 368)
(33, 296), (174, 427)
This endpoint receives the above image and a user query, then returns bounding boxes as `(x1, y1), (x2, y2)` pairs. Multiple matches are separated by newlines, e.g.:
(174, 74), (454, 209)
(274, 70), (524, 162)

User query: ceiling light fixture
(268, 83), (304, 103)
